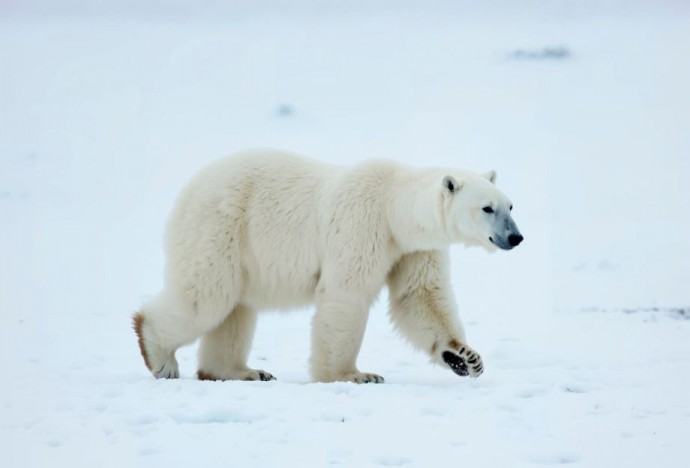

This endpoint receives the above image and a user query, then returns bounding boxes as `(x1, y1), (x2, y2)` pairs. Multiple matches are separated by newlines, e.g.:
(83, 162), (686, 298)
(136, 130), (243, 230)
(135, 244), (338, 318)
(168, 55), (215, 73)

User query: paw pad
(257, 371), (276, 382)
(442, 346), (484, 378)
(442, 351), (469, 376)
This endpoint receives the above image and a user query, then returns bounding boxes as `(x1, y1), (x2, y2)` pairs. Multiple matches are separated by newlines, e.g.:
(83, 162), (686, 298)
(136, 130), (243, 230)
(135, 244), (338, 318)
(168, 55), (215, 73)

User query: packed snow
(2, 1), (689, 467)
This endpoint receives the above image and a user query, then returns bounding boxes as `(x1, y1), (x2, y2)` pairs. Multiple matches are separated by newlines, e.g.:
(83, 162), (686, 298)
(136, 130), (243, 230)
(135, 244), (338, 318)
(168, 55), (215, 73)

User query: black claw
(467, 357), (479, 364)
(442, 351), (470, 377)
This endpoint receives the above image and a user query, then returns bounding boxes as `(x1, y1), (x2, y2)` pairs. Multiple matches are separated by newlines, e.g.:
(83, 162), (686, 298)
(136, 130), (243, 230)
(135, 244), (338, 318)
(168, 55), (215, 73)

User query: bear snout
(508, 234), (523, 247)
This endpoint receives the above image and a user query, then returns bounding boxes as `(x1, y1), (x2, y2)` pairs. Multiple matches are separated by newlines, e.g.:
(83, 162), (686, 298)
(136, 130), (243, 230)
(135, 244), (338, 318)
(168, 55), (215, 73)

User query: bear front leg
(387, 250), (484, 378)
(310, 296), (383, 384)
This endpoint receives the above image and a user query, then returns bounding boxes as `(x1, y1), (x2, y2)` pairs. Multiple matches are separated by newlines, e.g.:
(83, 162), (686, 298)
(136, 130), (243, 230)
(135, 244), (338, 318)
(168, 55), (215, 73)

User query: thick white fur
(136, 149), (516, 383)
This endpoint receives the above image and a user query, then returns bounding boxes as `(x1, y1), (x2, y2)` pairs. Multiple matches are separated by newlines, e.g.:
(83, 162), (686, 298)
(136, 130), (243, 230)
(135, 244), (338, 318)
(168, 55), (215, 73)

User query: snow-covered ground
(2, 1), (689, 466)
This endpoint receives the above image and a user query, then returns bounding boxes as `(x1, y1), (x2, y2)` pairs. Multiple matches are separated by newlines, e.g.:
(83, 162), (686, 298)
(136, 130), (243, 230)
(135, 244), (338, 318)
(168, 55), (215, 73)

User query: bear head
(441, 170), (523, 251)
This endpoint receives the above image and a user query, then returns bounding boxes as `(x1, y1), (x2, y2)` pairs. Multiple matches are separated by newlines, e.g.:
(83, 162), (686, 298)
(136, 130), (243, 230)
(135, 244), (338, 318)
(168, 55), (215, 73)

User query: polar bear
(133, 149), (523, 383)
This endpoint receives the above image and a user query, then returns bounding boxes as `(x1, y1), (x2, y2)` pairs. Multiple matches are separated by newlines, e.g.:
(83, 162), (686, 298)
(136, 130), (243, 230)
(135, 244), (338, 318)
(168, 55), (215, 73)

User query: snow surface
(2, 1), (690, 467)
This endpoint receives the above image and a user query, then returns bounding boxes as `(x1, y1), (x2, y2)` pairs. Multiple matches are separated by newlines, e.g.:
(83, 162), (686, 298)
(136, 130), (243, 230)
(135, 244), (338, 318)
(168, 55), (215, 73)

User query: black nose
(508, 234), (523, 247)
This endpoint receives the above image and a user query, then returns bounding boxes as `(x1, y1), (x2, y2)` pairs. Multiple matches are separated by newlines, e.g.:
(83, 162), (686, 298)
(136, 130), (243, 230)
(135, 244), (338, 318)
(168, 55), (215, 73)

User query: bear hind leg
(197, 305), (275, 382)
(133, 309), (181, 379)
(134, 290), (234, 379)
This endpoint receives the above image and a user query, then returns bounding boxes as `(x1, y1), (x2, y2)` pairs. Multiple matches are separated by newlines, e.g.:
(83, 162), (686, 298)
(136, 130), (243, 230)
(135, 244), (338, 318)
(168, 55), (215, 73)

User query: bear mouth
(489, 236), (513, 250)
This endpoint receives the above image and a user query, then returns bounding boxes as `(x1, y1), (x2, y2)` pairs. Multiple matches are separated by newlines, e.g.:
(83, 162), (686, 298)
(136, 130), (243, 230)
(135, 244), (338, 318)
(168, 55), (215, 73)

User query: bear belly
(240, 257), (322, 310)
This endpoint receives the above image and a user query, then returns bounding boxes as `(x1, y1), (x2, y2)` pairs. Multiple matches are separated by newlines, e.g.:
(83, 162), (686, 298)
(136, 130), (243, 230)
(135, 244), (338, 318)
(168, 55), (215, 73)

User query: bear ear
(443, 175), (463, 194)
(483, 170), (497, 184)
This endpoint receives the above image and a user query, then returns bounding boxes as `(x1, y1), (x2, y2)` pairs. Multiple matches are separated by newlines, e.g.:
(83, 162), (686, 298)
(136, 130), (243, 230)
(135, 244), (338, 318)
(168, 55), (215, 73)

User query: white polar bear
(133, 149), (523, 383)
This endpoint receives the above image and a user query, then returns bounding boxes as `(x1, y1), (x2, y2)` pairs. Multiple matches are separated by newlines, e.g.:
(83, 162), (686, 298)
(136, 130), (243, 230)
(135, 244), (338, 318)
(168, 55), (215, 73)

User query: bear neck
(389, 172), (454, 253)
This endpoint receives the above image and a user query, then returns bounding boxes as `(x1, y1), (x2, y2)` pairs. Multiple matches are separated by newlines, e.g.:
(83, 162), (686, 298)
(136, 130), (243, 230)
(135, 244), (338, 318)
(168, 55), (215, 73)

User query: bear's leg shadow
(310, 296), (384, 384)
(197, 305), (275, 381)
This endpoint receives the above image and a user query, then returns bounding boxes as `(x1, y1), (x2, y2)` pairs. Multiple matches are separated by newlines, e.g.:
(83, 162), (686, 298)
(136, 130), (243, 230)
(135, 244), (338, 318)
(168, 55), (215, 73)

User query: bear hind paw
(154, 356), (180, 379)
(133, 312), (179, 379)
(197, 369), (276, 382)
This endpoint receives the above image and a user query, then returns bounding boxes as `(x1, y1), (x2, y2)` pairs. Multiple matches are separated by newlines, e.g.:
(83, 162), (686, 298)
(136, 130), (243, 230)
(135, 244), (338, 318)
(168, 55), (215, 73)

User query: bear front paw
(338, 371), (385, 384)
(442, 345), (484, 378)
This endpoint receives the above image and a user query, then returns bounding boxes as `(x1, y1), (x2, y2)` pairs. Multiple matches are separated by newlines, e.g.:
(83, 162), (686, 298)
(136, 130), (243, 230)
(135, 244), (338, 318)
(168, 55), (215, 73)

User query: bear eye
(482, 206), (494, 213)
(510, 205), (513, 211)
